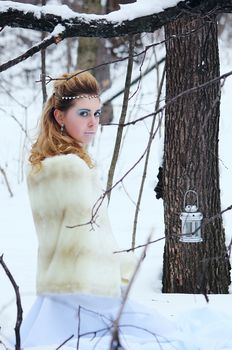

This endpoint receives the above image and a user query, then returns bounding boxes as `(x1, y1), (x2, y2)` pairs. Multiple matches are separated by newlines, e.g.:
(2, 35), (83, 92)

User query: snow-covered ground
(1, 2), (232, 349)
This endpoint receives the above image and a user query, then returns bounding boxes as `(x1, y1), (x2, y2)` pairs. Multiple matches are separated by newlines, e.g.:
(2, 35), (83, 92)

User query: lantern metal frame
(180, 190), (203, 243)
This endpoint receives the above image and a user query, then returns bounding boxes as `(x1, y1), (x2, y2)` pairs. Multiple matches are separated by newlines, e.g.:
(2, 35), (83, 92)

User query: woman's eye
(94, 110), (102, 118)
(79, 110), (89, 117)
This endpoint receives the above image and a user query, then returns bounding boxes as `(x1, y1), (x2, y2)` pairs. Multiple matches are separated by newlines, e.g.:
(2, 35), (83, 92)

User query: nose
(88, 113), (98, 127)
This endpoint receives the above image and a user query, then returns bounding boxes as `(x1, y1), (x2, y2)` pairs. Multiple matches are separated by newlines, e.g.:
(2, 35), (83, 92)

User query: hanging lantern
(180, 190), (203, 243)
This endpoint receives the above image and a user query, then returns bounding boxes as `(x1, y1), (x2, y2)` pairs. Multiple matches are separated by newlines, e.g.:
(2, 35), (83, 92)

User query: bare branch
(76, 306), (81, 350)
(55, 334), (74, 350)
(39, 40), (165, 86)
(67, 116), (164, 230)
(109, 233), (152, 349)
(0, 25), (65, 73)
(67, 65), (232, 231)
(204, 204), (232, 224)
(114, 204), (232, 254)
(0, 165), (13, 197)
(103, 57), (165, 105)
(114, 236), (166, 254)
(0, 255), (23, 350)
(103, 68), (232, 128)
(0, 109), (31, 141)
(227, 236), (232, 259)
(0, 339), (10, 350)
(38, 23), (210, 87)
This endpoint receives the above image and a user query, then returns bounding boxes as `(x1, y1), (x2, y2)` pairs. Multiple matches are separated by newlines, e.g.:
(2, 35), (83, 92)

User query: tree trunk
(162, 15), (231, 293)
(76, 0), (114, 124)
(76, 0), (101, 70)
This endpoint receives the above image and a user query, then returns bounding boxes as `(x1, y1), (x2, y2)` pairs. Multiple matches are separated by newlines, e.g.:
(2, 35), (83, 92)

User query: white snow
(107, 0), (180, 22)
(0, 0), (182, 24)
(51, 23), (66, 36)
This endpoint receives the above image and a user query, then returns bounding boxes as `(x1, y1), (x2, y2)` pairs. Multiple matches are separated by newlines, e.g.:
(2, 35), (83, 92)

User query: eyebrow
(78, 108), (101, 112)
(78, 108), (90, 112)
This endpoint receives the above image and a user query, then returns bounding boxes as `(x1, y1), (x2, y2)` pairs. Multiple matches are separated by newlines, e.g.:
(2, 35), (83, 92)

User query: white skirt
(17, 293), (190, 350)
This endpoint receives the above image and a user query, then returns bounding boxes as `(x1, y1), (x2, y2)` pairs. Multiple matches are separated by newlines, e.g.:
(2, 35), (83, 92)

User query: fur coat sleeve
(27, 154), (135, 297)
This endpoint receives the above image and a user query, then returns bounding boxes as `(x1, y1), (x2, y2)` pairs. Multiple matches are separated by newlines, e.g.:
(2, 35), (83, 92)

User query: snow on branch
(0, 0), (231, 39)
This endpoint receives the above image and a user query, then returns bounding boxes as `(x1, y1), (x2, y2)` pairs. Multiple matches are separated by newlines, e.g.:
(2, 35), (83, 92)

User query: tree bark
(77, 0), (101, 69)
(162, 15), (231, 293)
(76, 0), (114, 124)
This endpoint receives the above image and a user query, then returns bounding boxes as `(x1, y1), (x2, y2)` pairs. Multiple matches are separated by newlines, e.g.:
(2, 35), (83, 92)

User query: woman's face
(56, 96), (101, 145)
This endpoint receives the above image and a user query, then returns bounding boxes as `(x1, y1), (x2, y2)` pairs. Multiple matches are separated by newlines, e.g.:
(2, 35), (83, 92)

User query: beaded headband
(60, 94), (99, 100)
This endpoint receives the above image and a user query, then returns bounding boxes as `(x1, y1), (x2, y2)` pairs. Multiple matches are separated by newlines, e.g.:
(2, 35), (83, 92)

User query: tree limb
(0, 1), (231, 38)
(0, 24), (65, 73)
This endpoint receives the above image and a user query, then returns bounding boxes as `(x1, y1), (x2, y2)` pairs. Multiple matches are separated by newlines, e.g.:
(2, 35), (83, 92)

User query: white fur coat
(27, 154), (135, 297)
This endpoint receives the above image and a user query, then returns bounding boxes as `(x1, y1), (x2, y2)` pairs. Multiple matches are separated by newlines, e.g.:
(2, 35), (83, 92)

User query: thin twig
(0, 108), (31, 141)
(115, 236), (166, 253)
(0, 339), (10, 350)
(55, 334), (74, 350)
(76, 306), (81, 350)
(0, 255), (23, 350)
(67, 117), (165, 229)
(102, 69), (232, 128)
(227, 236), (232, 259)
(114, 204), (232, 253)
(38, 23), (207, 85)
(0, 166), (13, 197)
(102, 57), (165, 105)
(121, 181), (137, 207)
(109, 232), (153, 349)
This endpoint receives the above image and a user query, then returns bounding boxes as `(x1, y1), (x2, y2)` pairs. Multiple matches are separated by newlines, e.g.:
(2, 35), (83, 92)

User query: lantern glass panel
(195, 221), (201, 238)
(185, 222), (193, 236)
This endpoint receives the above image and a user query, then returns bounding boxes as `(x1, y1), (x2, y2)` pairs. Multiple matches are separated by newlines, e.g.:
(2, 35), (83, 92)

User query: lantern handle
(183, 190), (199, 209)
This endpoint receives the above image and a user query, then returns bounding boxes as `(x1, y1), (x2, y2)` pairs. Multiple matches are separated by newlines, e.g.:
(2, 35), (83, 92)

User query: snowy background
(0, 1), (232, 349)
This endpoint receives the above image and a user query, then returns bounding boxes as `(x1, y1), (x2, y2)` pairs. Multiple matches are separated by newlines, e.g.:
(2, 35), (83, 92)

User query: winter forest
(1, 0), (232, 349)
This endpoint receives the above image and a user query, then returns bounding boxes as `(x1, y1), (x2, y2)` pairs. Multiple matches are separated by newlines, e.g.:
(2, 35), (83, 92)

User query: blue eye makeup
(78, 109), (90, 117)
(77, 109), (102, 118)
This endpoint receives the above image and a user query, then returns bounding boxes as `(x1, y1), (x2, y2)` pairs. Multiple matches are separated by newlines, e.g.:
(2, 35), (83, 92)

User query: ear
(53, 109), (64, 126)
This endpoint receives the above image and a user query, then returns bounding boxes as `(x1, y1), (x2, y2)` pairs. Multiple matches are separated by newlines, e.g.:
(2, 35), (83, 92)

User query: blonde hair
(29, 70), (100, 169)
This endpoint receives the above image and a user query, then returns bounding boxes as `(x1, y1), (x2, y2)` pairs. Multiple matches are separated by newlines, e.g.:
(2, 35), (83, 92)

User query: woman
(20, 70), (188, 350)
